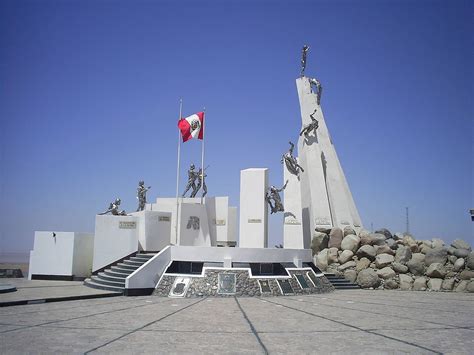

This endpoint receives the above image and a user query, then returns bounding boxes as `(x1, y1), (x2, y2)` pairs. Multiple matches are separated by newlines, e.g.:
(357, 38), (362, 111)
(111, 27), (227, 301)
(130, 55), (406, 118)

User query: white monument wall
(177, 203), (212, 246)
(283, 162), (305, 249)
(130, 210), (172, 251)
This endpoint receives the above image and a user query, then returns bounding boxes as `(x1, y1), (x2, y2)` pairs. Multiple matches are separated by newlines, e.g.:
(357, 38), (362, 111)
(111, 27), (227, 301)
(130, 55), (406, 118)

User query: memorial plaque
(248, 219), (262, 223)
(213, 219), (226, 226)
(295, 274), (309, 289)
(315, 217), (331, 225)
(119, 221), (136, 229)
(277, 279), (294, 295)
(159, 216), (171, 222)
(258, 280), (272, 293)
(284, 218), (301, 225)
(218, 273), (236, 294)
(169, 277), (191, 298)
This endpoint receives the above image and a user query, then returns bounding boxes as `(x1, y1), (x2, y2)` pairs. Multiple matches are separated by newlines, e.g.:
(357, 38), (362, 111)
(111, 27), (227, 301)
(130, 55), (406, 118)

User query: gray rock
(454, 258), (465, 272)
(413, 277), (427, 291)
(315, 227), (332, 234)
(467, 280), (474, 293)
(441, 278), (455, 291)
(455, 280), (468, 292)
(328, 228), (343, 249)
(384, 279), (399, 289)
(356, 245), (376, 260)
(402, 235), (417, 247)
(428, 278), (443, 291)
(375, 228), (392, 239)
(426, 263), (447, 278)
(447, 246), (456, 255)
(451, 239), (471, 250)
(311, 232), (329, 255)
(392, 262), (409, 274)
(386, 238), (397, 249)
(453, 248), (470, 258)
(328, 247), (339, 265)
(375, 253), (395, 269)
(467, 251), (474, 270)
(425, 247), (448, 266)
(431, 238), (445, 249)
(377, 267), (396, 279)
(344, 269), (357, 283)
(448, 255), (458, 264)
(458, 270), (474, 280)
(341, 234), (360, 253)
(369, 233), (387, 246)
(420, 241), (432, 254)
(395, 246), (412, 264)
(407, 253), (425, 276)
(356, 257), (371, 272)
(374, 244), (395, 255)
(343, 226), (356, 237)
(338, 261), (356, 272)
(338, 250), (354, 264)
(356, 268), (380, 288)
(398, 274), (413, 290)
(315, 249), (328, 271)
(393, 232), (404, 241)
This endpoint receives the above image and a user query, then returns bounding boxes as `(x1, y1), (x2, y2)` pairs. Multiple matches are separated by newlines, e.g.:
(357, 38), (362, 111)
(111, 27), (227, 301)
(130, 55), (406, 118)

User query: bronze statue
(191, 168), (207, 198)
(99, 198), (127, 216)
(281, 141), (304, 176)
(309, 77), (322, 105)
(301, 45), (309, 77)
(136, 181), (151, 211)
(300, 109), (319, 138)
(266, 180), (289, 214)
(182, 164), (198, 197)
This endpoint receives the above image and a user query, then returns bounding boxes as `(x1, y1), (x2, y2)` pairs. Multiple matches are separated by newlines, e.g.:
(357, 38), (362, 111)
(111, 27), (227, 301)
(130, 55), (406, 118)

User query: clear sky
(1, 0), (472, 253)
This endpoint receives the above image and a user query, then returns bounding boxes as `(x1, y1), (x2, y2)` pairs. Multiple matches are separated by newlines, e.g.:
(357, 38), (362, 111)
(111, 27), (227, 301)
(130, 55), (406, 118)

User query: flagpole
(175, 98), (183, 244)
(200, 107), (206, 204)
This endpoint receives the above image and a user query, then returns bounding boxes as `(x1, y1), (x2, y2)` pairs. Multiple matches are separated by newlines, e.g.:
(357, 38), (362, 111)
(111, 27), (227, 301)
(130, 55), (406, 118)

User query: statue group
(99, 180), (151, 216)
(182, 164), (208, 198)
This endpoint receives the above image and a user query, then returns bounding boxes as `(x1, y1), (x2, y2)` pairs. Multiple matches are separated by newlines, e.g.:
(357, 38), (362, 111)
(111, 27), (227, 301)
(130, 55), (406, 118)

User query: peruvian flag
(178, 112), (205, 142)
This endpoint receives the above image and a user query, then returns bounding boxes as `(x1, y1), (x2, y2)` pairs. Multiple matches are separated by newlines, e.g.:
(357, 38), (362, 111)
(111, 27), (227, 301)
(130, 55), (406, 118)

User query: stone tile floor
(0, 289), (473, 354)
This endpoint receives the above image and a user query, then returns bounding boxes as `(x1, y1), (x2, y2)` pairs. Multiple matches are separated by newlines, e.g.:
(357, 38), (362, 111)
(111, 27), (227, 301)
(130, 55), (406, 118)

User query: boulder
(315, 249), (328, 271)
(327, 247), (339, 264)
(428, 278), (443, 291)
(467, 251), (474, 270)
(407, 253), (425, 275)
(384, 279), (399, 289)
(451, 239), (471, 250)
(356, 268), (380, 288)
(393, 232), (404, 241)
(356, 257), (371, 272)
(453, 258), (465, 272)
(375, 228), (392, 239)
(328, 228), (343, 249)
(338, 250), (354, 264)
(402, 235), (417, 247)
(426, 263), (447, 278)
(420, 241), (432, 254)
(375, 253), (395, 269)
(377, 267), (396, 279)
(459, 270), (474, 280)
(453, 249), (470, 258)
(386, 238), (397, 249)
(395, 246), (412, 264)
(315, 227), (332, 234)
(392, 262), (409, 274)
(441, 278), (455, 291)
(413, 277), (427, 291)
(369, 233), (386, 246)
(425, 247), (448, 266)
(374, 244), (395, 255)
(356, 245), (376, 260)
(455, 280), (468, 292)
(311, 232), (329, 255)
(447, 247), (456, 255)
(398, 274), (413, 290)
(431, 238), (445, 249)
(343, 226), (356, 237)
(467, 281), (474, 293)
(448, 255), (458, 264)
(341, 234), (360, 253)
(344, 269), (357, 283)
(338, 261), (356, 272)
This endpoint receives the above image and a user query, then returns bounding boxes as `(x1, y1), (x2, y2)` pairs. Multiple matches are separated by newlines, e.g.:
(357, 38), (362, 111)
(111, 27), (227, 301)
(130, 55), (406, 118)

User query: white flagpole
(175, 99), (183, 244)
(200, 107), (206, 204)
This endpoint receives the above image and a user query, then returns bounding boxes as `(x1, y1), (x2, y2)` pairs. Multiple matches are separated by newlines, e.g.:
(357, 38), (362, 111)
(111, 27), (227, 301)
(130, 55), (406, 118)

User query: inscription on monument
(295, 274), (309, 289)
(159, 216), (171, 222)
(315, 217), (331, 225)
(218, 273), (236, 294)
(258, 280), (272, 293)
(248, 219), (262, 223)
(277, 279), (294, 295)
(119, 221), (136, 229)
(213, 219), (226, 226)
(284, 218), (301, 225)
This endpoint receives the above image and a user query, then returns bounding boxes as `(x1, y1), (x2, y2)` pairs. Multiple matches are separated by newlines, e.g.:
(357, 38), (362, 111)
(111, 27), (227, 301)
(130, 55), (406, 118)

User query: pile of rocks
(312, 227), (474, 292)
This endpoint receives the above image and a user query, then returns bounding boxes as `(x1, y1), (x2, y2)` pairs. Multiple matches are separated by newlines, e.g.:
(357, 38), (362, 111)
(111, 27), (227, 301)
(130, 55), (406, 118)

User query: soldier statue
(191, 167), (208, 198)
(309, 77), (323, 105)
(266, 180), (289, 214)
(281, 141), (304, 176)
(300, 109), (319, 138)
(301, 45), (309, 77)
(99, 198), (127, 216)
(182, 164), (198, 197)
(136, 180), (151, 211)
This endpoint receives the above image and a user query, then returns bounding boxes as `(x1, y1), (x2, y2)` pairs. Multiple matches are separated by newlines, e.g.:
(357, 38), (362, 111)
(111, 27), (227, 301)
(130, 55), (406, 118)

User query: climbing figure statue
(266, 180), (289, 214)
(309, 77), (323, 105)
(281, 141), (304, 176)
(301, 45), (309, 77)
(300, 109), (319, 138)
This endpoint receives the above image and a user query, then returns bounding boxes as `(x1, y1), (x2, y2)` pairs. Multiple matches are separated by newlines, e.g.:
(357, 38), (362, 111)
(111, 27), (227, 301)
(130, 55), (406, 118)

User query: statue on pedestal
(182, 164), (198, 197)
(99, 198), (127, 216)
(300, 109), (319, 138)
(266, 180), (289, 214)
(301, 45), (309, 77)
(309, 77), (323, 105)
(191, 168), (207, 198)
(281, 141), (304, 176)
(136, 181), (151, 211)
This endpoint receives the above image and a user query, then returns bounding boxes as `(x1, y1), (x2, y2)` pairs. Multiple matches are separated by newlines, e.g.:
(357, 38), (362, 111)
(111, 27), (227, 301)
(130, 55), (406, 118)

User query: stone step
(104, 269), (130, 279)
(110, 266), (135, 274)
(98, 272), (126, 284)
(136, 253), (157, 259)
(333, 284), (360, 290)
(130, 256), (152, 263)
(116, 262), (139, 271)
(92, 275), (125, 287)
(123, 260), (144, 267)
(84, 278), (124, 293)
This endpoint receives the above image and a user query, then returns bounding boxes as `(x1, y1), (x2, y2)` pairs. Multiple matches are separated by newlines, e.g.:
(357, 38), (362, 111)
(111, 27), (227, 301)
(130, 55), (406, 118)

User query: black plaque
(258, 280), (271, 293)
(218, 273), (236, 294)
(277, 279), (294, 294)
(173, 282), (185, 295)
(295, 274), (309, 289)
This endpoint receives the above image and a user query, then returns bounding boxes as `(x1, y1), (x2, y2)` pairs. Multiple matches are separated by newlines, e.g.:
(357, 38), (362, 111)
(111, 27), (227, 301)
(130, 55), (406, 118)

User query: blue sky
(1, 0), (472, 253)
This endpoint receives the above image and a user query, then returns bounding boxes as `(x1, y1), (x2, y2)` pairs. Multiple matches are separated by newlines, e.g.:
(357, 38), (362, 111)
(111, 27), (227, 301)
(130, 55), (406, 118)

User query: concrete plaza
(1, 287), (473, 354)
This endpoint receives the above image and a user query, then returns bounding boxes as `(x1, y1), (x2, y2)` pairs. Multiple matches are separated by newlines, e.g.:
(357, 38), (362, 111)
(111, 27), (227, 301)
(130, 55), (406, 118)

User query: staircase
(324, 273), (360, 290)
(84, 253), (156, 293)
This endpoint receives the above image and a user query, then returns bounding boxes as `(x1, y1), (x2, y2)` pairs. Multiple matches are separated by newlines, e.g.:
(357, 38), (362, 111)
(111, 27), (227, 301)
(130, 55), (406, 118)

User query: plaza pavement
(1, 284), (473, 354)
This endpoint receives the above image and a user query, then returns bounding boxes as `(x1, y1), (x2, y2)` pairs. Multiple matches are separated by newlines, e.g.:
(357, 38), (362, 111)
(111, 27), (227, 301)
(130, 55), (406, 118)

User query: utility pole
(405, 207), (410, 235)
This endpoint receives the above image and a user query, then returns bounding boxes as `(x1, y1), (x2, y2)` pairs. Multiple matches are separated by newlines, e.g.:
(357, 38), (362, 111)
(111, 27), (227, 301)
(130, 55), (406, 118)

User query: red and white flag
(178, 112), (205, 142)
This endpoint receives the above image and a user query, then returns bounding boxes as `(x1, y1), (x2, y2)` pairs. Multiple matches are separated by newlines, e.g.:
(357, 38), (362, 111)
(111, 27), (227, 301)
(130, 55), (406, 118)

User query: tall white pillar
(283, 161), (305, 249)
(239, 168), (268, 248)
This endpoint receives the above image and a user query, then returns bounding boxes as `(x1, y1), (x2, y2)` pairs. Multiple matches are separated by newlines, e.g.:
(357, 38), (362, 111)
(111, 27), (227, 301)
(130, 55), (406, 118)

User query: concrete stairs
(324, 273), (360, 290)
(84, 253), (156, 293)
